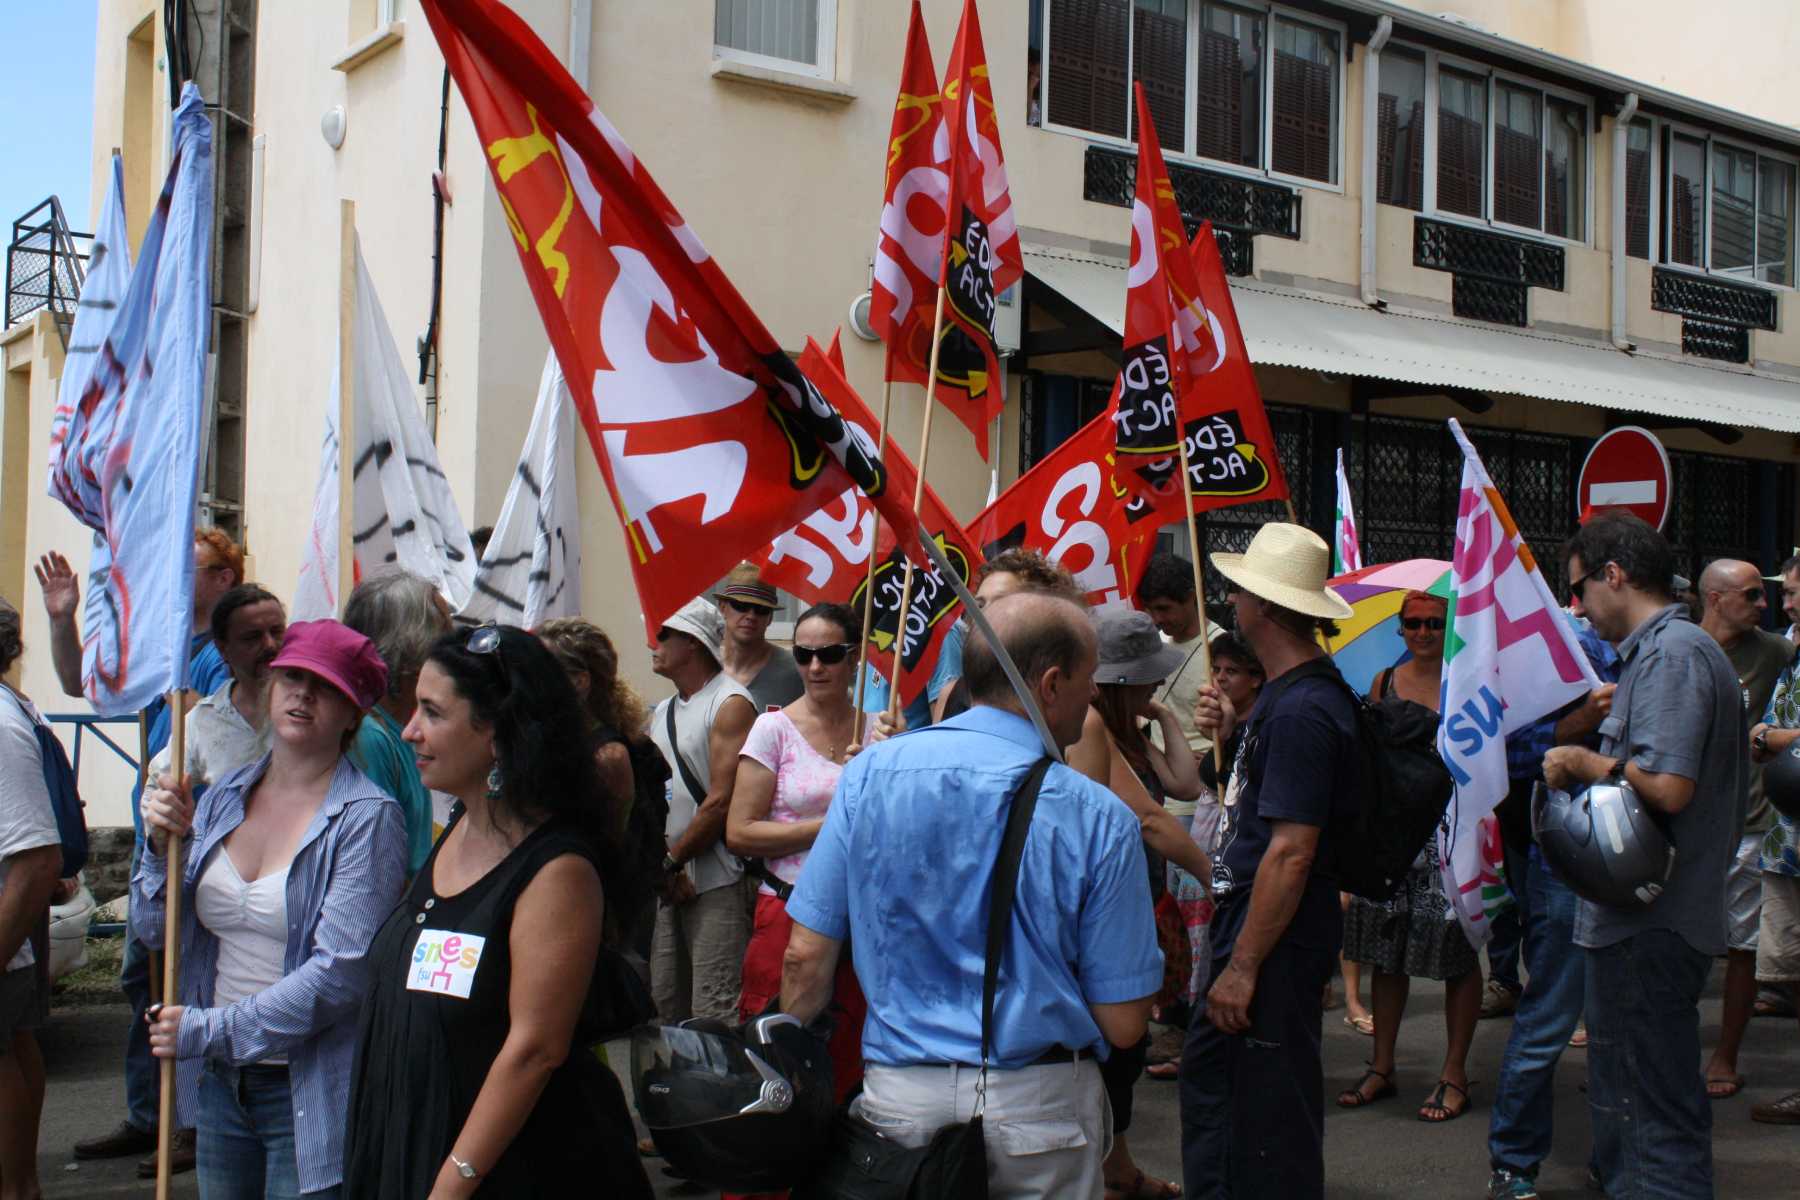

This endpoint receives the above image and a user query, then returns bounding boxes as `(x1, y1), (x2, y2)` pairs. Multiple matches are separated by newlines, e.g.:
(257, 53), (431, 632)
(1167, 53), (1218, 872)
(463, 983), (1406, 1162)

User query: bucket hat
(1092, 608), (1187, 686)
(1210, 523), (1353, 620)
(269, 620), (389, 709)
(662, 598), (726, 662)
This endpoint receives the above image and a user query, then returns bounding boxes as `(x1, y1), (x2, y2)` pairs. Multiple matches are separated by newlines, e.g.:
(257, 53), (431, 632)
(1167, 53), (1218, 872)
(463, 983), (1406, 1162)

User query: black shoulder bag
(794, 756), (1055, 1200)
(663, 701), (794, 901)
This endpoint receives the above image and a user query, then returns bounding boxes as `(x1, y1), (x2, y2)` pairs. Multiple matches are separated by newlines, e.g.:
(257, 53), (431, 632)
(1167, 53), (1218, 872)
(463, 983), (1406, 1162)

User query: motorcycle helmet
(1762, 740), (1800, 821)
(1533, 778), (1675, 909)
(632, 1013), (834, 1190)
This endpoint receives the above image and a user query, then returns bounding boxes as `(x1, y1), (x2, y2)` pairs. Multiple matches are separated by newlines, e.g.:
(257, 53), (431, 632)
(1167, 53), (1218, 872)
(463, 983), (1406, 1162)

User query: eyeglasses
(1731, 587), (1767, 603)
(721, 598), (773, 617)
(1569, 562), (1611, 601)
(466, 624), (514, 694)
(1401, 617), (1446, 631)
(792, 643), (855, 666)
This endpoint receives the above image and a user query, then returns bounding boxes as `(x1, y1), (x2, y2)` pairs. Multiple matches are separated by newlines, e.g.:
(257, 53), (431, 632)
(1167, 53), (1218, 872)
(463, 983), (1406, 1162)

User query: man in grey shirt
(1545, 514), (1746, 1199)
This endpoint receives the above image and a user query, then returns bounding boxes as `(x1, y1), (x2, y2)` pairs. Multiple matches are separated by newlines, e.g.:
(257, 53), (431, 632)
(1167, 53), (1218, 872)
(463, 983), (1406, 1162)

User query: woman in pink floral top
(726, 602), (889, 1106)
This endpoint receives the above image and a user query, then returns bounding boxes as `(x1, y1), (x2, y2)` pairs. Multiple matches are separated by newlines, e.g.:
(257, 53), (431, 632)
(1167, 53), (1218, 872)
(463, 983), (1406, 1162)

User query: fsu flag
(421, 0), (918, 639)
(971, 411), (1159, 609)
(758, 339), (978, 706)
(870, 1), (947, 390)
(929, 0), (1022, 459)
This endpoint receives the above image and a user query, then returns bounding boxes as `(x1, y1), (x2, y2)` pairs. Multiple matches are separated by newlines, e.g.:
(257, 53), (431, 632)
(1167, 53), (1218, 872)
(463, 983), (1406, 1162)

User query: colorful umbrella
(1325, 559), (1452, 695)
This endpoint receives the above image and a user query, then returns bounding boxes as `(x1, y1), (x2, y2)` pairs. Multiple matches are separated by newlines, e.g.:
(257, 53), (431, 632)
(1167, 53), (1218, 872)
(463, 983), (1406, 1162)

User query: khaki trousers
(650, 876), (752, 1023)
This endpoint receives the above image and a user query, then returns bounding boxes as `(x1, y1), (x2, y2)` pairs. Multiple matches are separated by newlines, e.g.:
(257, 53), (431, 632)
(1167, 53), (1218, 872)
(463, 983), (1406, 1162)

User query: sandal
(1705, 1073), (1746, 1100)
(1105, 1169), (1182, 1199)
(1145, 1059), (1181, 1080)
(1336, 1065), (1396, 1108)
(1343, 1012), (1374, 1036)
(1567, 1025), (1588, 1048)
(636, 1136), (662, 1157)
(1418, 1078), (1472, 1122)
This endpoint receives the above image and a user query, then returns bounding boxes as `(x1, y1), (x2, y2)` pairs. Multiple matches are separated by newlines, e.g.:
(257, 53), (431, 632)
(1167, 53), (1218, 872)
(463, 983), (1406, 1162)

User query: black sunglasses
(792, 643), (855, 667)
(1570, 562), (1611, 600)
(721, 598), (773, 616)
(467, 624), (514, 693)
(1401, 617), (1445, 631)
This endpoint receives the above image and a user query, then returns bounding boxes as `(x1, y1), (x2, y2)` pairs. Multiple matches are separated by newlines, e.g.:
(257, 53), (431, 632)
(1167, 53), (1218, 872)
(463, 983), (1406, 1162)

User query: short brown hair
(195, 527), (245, 587)
(976, 548), (1084, 605)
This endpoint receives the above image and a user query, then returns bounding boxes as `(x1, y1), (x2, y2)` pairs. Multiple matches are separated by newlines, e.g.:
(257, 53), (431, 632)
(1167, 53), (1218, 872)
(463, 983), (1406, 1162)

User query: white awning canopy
(1023, 246), (1800, 435)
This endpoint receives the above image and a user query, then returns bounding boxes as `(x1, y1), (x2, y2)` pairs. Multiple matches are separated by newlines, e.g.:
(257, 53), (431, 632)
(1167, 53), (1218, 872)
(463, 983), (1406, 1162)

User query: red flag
(757, 339), (979, 705)
(420, 0), (919, 641)
(870, 2), (947, 392)
(971, 411), (1160, 609)
(927, 0), (1021, 460)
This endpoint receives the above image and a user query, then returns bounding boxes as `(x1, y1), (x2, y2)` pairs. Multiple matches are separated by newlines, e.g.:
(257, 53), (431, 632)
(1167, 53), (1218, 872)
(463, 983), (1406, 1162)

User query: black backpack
(1253, 659), (1452, 902)
(1, 687), (87, 878)
(596, 727), (671, 941)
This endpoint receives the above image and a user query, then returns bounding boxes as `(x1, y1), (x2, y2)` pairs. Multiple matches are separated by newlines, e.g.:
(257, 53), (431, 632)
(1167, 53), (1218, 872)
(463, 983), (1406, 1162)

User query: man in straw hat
(714, 562), (804, 713)
(1181, 523), (1360, 1199)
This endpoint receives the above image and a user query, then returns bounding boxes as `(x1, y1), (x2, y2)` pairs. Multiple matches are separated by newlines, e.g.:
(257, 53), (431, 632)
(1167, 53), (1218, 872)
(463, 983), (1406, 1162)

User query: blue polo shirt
(786, 705), (1162, 1069)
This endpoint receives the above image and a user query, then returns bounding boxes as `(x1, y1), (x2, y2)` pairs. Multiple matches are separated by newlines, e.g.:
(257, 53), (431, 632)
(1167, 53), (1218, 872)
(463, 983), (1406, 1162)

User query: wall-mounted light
(848, 291), (878, 341)
(321, 106), (347, 150)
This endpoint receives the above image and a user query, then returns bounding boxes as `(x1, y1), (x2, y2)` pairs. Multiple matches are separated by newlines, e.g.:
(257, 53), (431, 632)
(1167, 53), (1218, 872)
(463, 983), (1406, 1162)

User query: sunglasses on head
(721, 598), (772, 616)
(466, 624), (514, 693)
(792, 642), (855, 667)
(1401, 617), (1445, 631)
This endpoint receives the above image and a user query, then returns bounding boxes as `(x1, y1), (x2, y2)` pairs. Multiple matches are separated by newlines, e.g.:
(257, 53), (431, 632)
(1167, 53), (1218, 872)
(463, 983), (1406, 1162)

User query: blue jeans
(1485, 837), (1533, 992)
(196, 1063), (335, 1200)
(1585, 930), (1713, 1199)
(122, 838), (158, 1132)
(1487, 847), (1585, 1176)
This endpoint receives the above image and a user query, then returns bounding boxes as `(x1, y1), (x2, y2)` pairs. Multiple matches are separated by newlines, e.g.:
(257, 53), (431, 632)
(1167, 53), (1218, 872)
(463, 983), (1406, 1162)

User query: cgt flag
(1437, 418), (1600, 945)
(757, 339), (977, 707)
(45, 85), (212, 716)
(421, 0), (919, 640)
(461, 351), (583, 629)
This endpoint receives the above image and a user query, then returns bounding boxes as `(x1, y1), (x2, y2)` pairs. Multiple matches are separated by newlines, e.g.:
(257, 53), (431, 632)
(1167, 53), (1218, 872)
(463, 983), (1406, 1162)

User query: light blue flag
(59, 84), (213, 716)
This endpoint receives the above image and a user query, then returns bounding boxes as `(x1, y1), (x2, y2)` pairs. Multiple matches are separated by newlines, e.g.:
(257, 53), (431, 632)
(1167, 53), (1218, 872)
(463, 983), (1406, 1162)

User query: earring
(485, 764), (503, 800)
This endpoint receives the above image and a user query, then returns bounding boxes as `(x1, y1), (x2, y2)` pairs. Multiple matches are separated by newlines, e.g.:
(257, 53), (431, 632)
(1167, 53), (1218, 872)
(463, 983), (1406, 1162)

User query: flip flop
(1418, 1078), (1472, 1122)
(1145, 1059), (1181, 1080)
(637, 1136), (662, 1158)
(1336, 1066), (1396, 1108)
(1567, 1026), (1588, 1048)
(1343, 1013), (1375, 1036)
(1705, 1074), (1746, 1100)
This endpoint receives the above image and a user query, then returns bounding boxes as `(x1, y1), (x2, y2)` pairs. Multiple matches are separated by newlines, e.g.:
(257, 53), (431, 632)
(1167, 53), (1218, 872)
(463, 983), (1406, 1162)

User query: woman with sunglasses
(341, 626), (651, 1198)
(134, 620), (407, 1199)
(725, 604), (891, 1114)
(1336, 591), (1483, 1123)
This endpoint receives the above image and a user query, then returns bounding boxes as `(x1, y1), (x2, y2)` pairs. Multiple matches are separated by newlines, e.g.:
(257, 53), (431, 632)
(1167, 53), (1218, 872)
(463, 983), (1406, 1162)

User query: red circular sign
(1577, 426), (1672, 531)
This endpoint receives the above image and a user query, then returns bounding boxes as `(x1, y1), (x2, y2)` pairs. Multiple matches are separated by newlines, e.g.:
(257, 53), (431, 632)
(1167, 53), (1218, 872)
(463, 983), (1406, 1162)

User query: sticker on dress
(407, 929), (487, 999)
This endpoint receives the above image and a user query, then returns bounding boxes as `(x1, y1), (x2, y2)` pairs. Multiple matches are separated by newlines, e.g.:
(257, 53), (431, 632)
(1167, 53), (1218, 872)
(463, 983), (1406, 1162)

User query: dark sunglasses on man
(792, 643), (855, 667)
(1401, 617), (1445, 631)
(720, 598), (773, 617)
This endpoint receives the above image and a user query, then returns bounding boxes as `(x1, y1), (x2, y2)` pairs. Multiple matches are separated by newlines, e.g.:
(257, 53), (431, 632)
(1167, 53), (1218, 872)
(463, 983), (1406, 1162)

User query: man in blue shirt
(783, 591), (1161, 1196)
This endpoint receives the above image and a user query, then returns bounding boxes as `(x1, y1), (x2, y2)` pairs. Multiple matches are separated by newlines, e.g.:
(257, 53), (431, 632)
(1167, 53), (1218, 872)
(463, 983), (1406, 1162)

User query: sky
(0, 1), (97, 241)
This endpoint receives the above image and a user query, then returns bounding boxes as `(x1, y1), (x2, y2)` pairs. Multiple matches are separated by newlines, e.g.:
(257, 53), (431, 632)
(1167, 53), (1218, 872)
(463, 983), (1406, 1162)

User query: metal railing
(45, 714), (141, 940)
(5, 196), (92, 343)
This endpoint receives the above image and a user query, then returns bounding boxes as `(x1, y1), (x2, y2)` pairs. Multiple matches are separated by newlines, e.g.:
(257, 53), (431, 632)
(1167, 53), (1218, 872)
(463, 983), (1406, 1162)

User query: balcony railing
(5, 196), (91, 345)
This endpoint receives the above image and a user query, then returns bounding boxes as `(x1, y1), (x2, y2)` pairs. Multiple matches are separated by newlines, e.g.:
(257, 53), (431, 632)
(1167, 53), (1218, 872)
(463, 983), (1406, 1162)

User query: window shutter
(1048, 0), (1130, 139)
(1131, 4), (1187, 150)
(1624, 127), (1651, 259)
(1438, 109), (1484, 217)
(1270, 49), (1332, 181)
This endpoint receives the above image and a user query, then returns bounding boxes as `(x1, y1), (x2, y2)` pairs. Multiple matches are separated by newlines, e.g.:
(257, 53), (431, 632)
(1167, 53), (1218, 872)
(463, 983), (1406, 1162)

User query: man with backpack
(1182, 523), (1361, 1199)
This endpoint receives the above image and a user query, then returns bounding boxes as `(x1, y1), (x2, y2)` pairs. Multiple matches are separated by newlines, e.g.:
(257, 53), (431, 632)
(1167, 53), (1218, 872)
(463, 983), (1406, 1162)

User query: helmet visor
(632, 1024), (793, 1129)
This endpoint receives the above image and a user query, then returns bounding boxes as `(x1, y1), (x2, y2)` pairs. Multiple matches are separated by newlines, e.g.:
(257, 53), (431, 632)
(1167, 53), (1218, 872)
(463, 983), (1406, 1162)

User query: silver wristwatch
(450, 1152), (479, 1180)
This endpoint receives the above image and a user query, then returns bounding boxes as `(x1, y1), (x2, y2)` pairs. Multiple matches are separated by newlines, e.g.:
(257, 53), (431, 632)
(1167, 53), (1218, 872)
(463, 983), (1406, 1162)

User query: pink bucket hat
(269, 620), (389, 710)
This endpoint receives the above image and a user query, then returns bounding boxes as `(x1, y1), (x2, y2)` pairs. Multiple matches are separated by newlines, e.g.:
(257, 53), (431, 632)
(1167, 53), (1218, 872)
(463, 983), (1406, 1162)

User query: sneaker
(1480, 979), (1521, 1019)
(1486, 1167), (1539, 1199)
(1750, 1089), (1800, 1124)
(135, 1128), (197, 1179)
(73, 1120), (157, 1160)
(1585, 1164), (1605, 1193)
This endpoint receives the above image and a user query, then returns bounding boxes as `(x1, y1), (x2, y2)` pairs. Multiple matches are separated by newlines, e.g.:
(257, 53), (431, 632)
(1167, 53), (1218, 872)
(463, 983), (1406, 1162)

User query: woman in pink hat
(133, 619), (408, 1199)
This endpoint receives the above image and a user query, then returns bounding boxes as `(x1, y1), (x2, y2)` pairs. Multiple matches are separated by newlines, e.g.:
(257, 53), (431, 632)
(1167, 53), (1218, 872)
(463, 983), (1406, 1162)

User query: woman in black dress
(342, 626), (651, 1198)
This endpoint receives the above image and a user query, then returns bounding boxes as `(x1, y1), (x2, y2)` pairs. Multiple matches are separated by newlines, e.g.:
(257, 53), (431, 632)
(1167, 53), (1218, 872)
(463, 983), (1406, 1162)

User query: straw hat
(1210, 523), (1353, 621)
(713, 561), (779, 610)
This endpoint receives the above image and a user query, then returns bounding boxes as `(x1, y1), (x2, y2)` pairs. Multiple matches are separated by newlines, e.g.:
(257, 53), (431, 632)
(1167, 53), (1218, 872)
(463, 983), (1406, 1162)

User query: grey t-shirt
(1576, 604), (1747, 957)
(745, 647), (805, 713)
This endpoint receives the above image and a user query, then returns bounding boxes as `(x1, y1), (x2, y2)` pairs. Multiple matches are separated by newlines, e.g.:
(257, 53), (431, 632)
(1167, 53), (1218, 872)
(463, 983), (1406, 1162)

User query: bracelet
(449, 1151), (479, 1180)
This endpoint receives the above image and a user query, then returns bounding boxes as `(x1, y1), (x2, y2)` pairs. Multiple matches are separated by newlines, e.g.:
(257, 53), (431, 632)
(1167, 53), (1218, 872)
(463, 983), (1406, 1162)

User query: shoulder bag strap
(664, 700), (708, 803)
(980, 756), (1054, 1082)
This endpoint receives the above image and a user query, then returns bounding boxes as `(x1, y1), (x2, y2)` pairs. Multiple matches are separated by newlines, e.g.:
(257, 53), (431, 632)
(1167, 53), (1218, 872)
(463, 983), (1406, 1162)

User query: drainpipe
(569, 0), (592, 85)
(1359, 15), (1393, 309)
(1611, 91), (1640, 351)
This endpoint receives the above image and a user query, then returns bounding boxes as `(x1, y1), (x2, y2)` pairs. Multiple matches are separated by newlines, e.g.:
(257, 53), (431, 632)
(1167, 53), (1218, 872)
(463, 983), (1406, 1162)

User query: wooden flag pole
(886, 284), (950, 720)
(851, 377), (899, 742)
(138, 714), (162, 1011)
(335, 200), (357, 617)
(1174, 438), (1225, 774)
(154, 698), (188, 1200)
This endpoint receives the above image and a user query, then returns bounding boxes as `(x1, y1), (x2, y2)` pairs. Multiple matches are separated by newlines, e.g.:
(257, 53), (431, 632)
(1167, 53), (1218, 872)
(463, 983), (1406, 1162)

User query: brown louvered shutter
(1625, 127), (1651, 259)
(1437, 113), (1484, 217)
(1131, 3), (1187, 150)
(1270, 49), (1332, 181)
(1047, 0), (1130, 139)
(1195, 28), (1254, 165)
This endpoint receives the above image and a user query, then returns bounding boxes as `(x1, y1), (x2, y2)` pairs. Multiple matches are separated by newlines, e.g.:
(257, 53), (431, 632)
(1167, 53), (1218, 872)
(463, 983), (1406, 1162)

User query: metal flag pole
(851, 377), (897, 742)
(884, 283), (950, 721)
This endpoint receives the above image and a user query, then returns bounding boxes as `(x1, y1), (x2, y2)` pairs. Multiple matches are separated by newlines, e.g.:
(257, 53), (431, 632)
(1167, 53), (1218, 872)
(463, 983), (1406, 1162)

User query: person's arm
(429, 853), (603, 1199)
(32, 551), (85, 698)
(1144, 701), (1202, 802)
(594, 742), (634, 830)
(1553, 684), (1616, 746)
(131, 771), (195, 950)
(0, 845), (60, 969)
(1193, 682), (1238, 748)
(1090, 997), (1155, 1049)
(1074, 797), (1164, 1046)
(1103, 736), (1212, 881)
(1541, 745), (1696, 815)
(1066, 708), (1112, 784)
(779, 920), (841, 1024)
(726, 757), (823, 858)
(666, 694), (756, 866)
(1206, 819), (1320, 1034)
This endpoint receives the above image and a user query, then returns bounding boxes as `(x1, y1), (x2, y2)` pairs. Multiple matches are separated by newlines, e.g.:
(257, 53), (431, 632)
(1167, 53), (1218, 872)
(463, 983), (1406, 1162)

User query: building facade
(6, 0), (1800, 825)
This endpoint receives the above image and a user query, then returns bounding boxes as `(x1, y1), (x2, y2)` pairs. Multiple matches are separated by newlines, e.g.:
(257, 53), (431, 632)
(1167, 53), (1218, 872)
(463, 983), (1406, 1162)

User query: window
(1657, 126), (1796, 285)
(1758, 159), (1795, 285)
(1667, 132), (1706, 267)
(1713, 145), (1757, 275)
(1544, 97), (1586, 241)
(1492, 82), (1541, 228)
(1043, 0), (1344, 186)
(1625, 119), (1653, 259)
(1436, 68), (1486, 218)
(714, 0), (834, 77)
(1375, 48), (1426, 210)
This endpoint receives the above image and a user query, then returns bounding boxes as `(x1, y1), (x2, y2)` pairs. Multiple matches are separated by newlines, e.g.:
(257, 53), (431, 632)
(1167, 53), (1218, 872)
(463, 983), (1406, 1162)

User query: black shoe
(136, 1128), (197, 1178)
(73, 1120), (157, 1160)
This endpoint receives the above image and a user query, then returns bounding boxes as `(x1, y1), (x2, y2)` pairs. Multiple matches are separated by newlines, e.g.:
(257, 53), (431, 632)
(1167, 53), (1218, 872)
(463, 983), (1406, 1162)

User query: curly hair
(194, 527), (245, 587)
(0, 597), (21, 677)
(536, 618), (648, 737)
(976, 547), (1084, 604)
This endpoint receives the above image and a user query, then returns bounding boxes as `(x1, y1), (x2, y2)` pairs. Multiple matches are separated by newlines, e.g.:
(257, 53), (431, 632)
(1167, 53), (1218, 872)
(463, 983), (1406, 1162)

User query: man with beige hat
(1181, 523), (1361, 1200)
(714, 562), (804, 712)
(647, 597), (757, 1024)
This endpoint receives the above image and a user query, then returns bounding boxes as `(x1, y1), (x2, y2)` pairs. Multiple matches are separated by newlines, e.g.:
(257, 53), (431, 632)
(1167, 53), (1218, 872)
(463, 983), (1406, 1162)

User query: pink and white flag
(1333, 448), (1362, 574)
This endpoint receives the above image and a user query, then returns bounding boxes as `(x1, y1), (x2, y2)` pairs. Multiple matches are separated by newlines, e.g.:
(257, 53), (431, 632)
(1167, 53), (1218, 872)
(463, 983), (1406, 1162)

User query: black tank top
(342, 810), (650, 1198)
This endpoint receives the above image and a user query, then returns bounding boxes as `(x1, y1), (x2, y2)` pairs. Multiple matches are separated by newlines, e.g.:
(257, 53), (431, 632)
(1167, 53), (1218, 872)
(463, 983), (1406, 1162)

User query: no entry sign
(1577, 426), (1672, 530)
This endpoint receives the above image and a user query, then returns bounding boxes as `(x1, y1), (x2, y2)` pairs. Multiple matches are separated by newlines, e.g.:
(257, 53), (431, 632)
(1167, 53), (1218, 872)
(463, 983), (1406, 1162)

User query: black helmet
(632, 1014), (834, 1190)
(1763, 741), (1800, 821)
(1533, 779), (1675, 909)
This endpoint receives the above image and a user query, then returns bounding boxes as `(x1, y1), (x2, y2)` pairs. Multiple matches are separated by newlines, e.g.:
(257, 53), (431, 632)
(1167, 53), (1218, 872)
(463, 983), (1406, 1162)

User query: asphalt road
(34, 968), (1799, 1198)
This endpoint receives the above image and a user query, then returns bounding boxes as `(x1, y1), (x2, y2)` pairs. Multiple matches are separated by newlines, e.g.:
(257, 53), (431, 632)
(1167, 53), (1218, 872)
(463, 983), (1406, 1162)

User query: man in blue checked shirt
(783, 591), (1161, 1197)
(1485, 613), (1620, 1200)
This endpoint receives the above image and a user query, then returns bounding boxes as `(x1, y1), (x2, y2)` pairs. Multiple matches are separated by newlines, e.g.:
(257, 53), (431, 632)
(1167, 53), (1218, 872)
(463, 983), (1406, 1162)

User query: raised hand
(33, 551), (80, 622)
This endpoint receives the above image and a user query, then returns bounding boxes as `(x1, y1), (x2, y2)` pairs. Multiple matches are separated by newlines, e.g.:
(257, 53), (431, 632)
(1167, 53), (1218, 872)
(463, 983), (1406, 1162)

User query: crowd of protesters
(0, 509), (1796, 1198)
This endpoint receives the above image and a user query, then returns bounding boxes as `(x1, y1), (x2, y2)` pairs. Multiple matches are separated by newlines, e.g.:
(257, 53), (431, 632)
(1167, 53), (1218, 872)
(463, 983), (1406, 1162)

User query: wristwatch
(450, 1152), (479, 1180)
(662, 852), (682, 875)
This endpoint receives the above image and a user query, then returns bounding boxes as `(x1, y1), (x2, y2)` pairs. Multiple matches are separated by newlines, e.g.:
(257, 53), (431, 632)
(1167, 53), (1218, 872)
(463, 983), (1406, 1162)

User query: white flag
(292, 244), (476, 620)
(1437, 418), (1600, 945)
(459, 352), (582, 628)
(1333, 448), (1362, 574)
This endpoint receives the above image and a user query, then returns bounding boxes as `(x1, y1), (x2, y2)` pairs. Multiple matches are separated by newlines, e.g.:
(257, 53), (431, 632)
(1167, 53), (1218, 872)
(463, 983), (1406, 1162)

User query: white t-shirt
(650, 671), (753, 895)
(0, 687), (63, 972)
(1148, 631), (1217, 818)
(148, 680), (272, 789)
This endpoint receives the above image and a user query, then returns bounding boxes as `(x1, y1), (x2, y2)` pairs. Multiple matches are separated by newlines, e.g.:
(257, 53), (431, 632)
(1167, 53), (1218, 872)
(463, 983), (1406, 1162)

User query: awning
(1023, 245), (1800, 435)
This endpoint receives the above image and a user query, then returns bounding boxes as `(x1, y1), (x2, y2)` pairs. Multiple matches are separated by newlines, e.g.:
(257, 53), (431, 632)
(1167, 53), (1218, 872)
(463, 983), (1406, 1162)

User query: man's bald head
(964, 591), (1098, 747)
(1699, 557), (1767, 640)
(1700, 558), (1758, 596)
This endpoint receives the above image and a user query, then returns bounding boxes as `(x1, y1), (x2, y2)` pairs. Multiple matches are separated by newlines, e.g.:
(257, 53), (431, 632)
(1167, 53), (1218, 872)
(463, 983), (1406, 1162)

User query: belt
(910, 1046), (1090, 1070)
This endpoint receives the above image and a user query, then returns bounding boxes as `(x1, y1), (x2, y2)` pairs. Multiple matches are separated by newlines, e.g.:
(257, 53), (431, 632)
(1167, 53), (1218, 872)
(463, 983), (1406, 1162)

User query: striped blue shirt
(131, 753), (406, 1193)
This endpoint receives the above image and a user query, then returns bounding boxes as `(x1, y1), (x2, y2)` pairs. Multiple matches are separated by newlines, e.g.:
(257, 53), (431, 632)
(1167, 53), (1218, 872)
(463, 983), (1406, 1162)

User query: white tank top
(195, 850), (291, 1061)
